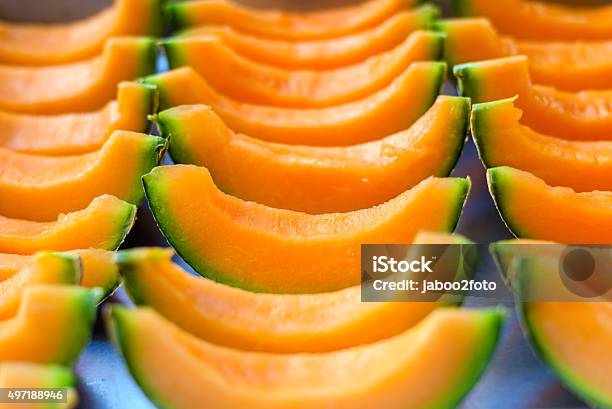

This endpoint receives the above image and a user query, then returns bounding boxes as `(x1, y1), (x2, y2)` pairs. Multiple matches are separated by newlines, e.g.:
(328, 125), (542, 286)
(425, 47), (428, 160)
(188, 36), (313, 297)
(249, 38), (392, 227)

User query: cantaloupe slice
(168, 0), (421, 40)
(0, 0), (163, 66)
(0, 82), (156, 155)
(157, 95), (468, 213)
(163, 31), (443, 108)
(473, 97), (612, 192)
(0, 363), (78, 409)
(0, 195), (135, 255)
(0, 131), (164, 221)
(108, 305), (503, 409)
(143, 164), (469, 293)
(144, 63), (445, 145)
(454, 56), (612, 141)
(454, 0), (612, 40)
(117, 234), (473, 353)
(0, 37), (156, 114)
(0, 285), (98, 365)
(178, 6), (438, 69)
(488, 166), (612, 243)
(435, 18), (612, 91)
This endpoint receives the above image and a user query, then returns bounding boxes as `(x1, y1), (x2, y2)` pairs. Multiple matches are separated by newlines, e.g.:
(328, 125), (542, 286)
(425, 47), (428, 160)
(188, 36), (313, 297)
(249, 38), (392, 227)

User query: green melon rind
(486, 166), (525, 239)
(102, 201), (138, 251)
(452, 0), (473, 17)
(45, 252), (82, 285)
(115, 249), (168, 307)
(125, 135), (168, 206)
(438, 96), (470, 178)
(146, 0), (168, 37)
(513, 258), (612, 409)
(134, 37), (159, 78)
(470, 98), (512, 170)
(130, 83), (159, 134)
(453, 62), (484, 101)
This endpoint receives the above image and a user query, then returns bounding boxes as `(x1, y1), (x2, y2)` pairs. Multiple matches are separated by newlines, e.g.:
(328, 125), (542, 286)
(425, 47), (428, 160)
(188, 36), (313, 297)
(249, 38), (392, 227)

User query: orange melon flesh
(169, 0), (421, 40)
(0, 37), (156, 114)
(0, 0), (163, 66)
(144, 63), (445, 146)
(488, 166), (612, 243)
(455, 0), (612, 40)
(473, 98), (612, 192)
(109, 306), (503, 409)
(0, 285), (97, 365)
(0, 363), (78, 409)
(0, 82), (156, 155)
(435, 18), (612, 91)
(0, 195), (136, 255)
(178, 6), (438, 70)
(143, 164), (469, 293)
(0, 131), (164, 221)
(454, 56), (612, 141)
(158, 96), (468, 213)
(163, 31), (443, 108)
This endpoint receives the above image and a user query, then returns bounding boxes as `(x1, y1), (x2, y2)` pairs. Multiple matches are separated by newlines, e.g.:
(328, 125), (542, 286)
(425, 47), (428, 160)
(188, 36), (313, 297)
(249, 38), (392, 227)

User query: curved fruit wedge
(117, 235), (471, 352)
(145, 63), (445, 145)
(0, 0), (163, 66)
(454, 0), (612, 40)
(157, 95), (468, 213)
(169, 0), (421, 40)
(0, 82), (157, 155)
(0, 285), (97, 365)
(0, 131), (164, 221)
(163, 31), (443, 108)
(144, 164), (469, 293)
(0, 252), (79, 319)
(0, 195), (136, 255)
(179, 6), (438, 70)
(435, 18), (612, 91)
(488, 166), (612, 243)
(109, 305), (503, 409)
(473, 97), (612, 192)
(454, 56), (612, 141)
(0, 362), (78, 409)
(0, 37), (156, 114)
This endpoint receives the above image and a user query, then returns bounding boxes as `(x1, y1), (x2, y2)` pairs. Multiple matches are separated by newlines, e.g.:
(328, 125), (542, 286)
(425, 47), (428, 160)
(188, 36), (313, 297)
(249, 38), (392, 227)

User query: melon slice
(0, 362), (78, 409)
(157, 95), (468, 213)
(169, 0), (421, 40)
(117, 233), (472, 353)
(454, 56), (612, 141)
(488, 166), (612, 243)
(143, 164), (469, 293)
(0, 82), (157, 155)
(0, 195), (135, 255)
(454, 0), (612, 40)
(0, 0), (163, 66)
(0, 285), (98, 365)
(162, 31), (443, 108)
(472, 97), (612, 192)
(178, 6), (438, 69)
(108, 305), (503, 409)
(0, 131), (164, 221)
(144, 63), (445, 145)
(0, 37), (156, 114)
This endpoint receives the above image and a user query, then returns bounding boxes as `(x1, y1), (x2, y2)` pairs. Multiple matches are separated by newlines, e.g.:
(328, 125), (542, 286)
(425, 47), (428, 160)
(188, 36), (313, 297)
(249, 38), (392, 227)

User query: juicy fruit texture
(488, 166), (612, 243)
(143, 165), (470, 293)
(169, 0), (422, 40)
(109, 306), (504, 409)
(144, 63), (445, 145)
(454, 0), (612, 40)
(0, 195), (136, 255)
(0, 131), (165, 221)
(0, 285), (98, 365)
(435, 18), (612, 91)
(157, 96), (468, 213)
(0, 362), (78, 409)
(0, 0), (164, 66)
(0, 37), (156, 114)
(163, 31), (443, 108)
(472, 98), (612, 192)
(454, 56), (612, 141)
(0, 252), (79, 319)
(179, 6), (439, 69)
(0, 82), (157, 155)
